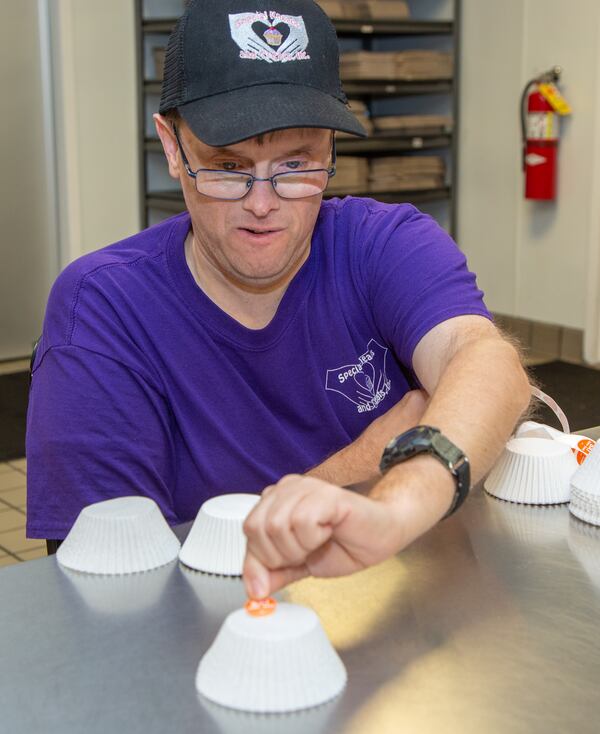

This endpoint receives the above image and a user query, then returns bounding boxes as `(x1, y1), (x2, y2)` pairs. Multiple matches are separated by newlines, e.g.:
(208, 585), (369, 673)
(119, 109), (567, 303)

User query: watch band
(379, 425), (470, 518)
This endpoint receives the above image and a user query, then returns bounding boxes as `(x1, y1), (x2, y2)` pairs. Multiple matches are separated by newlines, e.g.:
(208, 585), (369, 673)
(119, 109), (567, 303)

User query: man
(26, 0), (530, 600)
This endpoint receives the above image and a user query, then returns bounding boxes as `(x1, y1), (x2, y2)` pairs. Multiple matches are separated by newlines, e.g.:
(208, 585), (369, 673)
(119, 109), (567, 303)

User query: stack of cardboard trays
(396, 51), (453, 80)
(338, 99), (373, 138)
(369, 156), (445, 192)
(341, 51), (453, 81)
(372, 114), (453, 136)
(327, 156), (369, 195)
(315, 0), (346, 18)
(316, 0), (410, 19)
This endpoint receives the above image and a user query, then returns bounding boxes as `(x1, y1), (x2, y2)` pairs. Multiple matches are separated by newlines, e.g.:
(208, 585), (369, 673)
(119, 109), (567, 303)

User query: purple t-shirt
(26, 197), (490, 538)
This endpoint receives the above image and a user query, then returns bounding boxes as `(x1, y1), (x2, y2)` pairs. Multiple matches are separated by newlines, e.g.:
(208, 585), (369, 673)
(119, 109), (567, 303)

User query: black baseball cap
(159, 0), (367, 146)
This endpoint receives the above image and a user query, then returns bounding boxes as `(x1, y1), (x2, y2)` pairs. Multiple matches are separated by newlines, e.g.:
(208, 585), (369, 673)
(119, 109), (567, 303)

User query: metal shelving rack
(136, 2), (460, 235)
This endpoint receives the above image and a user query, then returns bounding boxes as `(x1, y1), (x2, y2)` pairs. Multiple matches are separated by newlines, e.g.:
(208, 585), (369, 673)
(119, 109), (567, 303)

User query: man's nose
(241, 177), (281, 217)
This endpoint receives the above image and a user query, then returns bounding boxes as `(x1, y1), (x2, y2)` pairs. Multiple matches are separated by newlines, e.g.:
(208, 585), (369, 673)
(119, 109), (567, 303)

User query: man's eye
(284, 160), (304, 170)
(220, 162), (239, 171)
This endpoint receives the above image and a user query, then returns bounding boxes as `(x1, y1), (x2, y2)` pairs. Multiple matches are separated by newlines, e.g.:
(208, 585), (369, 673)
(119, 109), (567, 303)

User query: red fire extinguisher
(521, 67), (571, 200)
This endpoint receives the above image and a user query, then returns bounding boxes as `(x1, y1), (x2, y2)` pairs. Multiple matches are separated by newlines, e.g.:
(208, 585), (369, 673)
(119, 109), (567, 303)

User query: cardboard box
(340, 52), (397, 80)
(364, 1), (410, 19)
(341, 51), (453, 81)
(372, 114), (453, 134)
(395, 51), (453, 80)
(369, 155), (445, 191)
(315, 0), (345, 19)
(327, 156), (369, 194)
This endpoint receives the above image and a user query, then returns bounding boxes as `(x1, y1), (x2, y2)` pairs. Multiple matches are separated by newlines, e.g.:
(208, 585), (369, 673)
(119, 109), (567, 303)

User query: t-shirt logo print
(229, 12), (311, 63)
(325, 340), (392, 413)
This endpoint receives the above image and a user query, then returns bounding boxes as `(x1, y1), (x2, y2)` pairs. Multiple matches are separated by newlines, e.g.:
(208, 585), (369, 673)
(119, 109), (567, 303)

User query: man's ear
(154, 113), (181, 179)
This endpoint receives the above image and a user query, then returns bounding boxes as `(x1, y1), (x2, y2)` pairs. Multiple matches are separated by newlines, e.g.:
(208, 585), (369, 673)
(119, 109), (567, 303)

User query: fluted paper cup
(571, 438), (600, 491)
(200, 697), (339, 734)
(179, 493), (260, 575)
(56, 496), (180, 575)
(196, 602), (347, 713)
(570, 488), (600, 526)
(484, 437), (578, 505)
(569, 441), (600, 525)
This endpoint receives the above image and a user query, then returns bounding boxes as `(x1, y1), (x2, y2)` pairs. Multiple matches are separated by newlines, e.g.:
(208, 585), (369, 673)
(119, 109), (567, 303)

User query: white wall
(459, 0), (600, 362)
(51, 0), (141, 266)
(0, 1), (59, 359)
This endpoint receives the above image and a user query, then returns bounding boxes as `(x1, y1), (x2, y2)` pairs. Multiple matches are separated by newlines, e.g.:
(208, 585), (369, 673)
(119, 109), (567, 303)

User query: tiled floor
(0, 459), (46, 567)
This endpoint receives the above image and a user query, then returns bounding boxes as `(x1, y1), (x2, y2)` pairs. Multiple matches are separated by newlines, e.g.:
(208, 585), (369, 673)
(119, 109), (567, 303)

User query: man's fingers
(290, 493), (335, 552)
(267, 565), (309, 595)
(244, 476), (326, 569)
(243, 488), (289, 568)
(243, 550), (309, 599)
(243, 550), (272, 600)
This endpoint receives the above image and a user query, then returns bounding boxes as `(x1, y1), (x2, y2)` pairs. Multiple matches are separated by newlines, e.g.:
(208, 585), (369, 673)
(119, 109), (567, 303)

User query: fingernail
(250, 576), (267, 600)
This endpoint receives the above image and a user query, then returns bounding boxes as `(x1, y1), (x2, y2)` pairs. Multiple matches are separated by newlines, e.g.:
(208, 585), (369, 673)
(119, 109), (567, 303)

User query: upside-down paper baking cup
(484, 437), (578, 505)
(200, 696), (339, 734)
(196, 603), (347, 713)
(56, 496), (180, 575)
(179, 494), (260, 575)
(571, 438), (600, 491)
(569, 488), (600, 526)
(569, 441), (600, 525)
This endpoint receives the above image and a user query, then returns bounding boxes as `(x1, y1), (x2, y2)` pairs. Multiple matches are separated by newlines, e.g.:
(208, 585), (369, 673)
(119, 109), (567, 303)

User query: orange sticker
(572, 439), (596, 465)
(245, 597), (277, 617)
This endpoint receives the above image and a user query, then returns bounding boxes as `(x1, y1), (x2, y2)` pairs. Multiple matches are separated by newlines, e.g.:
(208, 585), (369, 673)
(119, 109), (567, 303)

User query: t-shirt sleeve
(362, 204), (491, 368)
(26, 345), (177, 539)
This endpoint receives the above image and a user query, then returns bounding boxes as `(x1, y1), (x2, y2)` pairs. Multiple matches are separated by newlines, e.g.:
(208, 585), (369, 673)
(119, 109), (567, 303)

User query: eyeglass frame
(172, 124), (337, 201)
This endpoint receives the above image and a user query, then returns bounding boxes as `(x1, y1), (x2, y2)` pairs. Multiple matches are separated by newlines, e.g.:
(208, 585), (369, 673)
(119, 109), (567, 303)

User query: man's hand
(242, 474), (409, 599)
(242, 460), (454, 599)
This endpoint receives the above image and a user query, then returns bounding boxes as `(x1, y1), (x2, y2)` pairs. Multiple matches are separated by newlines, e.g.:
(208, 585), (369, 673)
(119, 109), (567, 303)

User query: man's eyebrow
(203, 145), (321, 160)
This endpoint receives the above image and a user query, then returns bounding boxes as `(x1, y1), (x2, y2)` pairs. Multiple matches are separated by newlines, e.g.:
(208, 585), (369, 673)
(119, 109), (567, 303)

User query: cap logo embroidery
(229, 12), (310, 63)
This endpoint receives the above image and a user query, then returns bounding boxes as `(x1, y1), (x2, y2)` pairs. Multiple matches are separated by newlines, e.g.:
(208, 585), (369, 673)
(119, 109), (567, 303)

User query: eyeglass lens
(194, 170), (331, 200)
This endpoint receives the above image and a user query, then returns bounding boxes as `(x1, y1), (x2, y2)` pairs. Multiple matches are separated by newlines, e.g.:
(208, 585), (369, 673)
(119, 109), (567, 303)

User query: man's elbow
(499, 337), (532, 419)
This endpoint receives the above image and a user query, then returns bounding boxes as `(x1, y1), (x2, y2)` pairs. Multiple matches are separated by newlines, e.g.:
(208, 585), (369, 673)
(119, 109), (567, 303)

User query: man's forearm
(371, 335), (531, 517)
(307, 389), (428, 486)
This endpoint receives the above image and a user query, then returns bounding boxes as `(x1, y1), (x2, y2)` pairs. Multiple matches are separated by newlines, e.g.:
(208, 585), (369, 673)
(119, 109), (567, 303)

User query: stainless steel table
(2, 486), (600, 734)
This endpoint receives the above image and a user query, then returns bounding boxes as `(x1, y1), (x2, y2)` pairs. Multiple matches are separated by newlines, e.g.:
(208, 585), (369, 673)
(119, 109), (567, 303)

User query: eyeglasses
(172, 125), (336, 201)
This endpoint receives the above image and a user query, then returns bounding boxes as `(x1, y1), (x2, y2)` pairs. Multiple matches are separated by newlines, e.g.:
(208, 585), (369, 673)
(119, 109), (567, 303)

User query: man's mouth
(240, 227), (282, 234)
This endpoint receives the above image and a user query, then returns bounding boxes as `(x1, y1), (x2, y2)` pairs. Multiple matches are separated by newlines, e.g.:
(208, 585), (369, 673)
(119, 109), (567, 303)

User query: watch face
(380, 425), (441, 472)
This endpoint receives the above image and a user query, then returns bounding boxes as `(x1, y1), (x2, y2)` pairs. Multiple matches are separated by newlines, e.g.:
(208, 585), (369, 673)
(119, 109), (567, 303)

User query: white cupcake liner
(571, 439), (600, 494)
(179, 494), (260, 575)
(56, 496), (181, 575)
(484, 437), (578, 505)
(58, 560), (175, 615)
(200, 697), (338, 734)
(569, 486), (600, 527)
(568, 515), (600, 589)
(196, 603), (347, 713)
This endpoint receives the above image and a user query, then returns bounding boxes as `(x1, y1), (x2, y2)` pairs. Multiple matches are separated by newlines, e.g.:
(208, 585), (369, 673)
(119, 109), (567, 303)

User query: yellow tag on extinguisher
(538, 83), (572, 115)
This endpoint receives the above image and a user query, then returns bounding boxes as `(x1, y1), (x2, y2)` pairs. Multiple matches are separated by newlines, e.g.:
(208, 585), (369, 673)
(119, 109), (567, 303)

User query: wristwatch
(379, 425), (470, 518)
